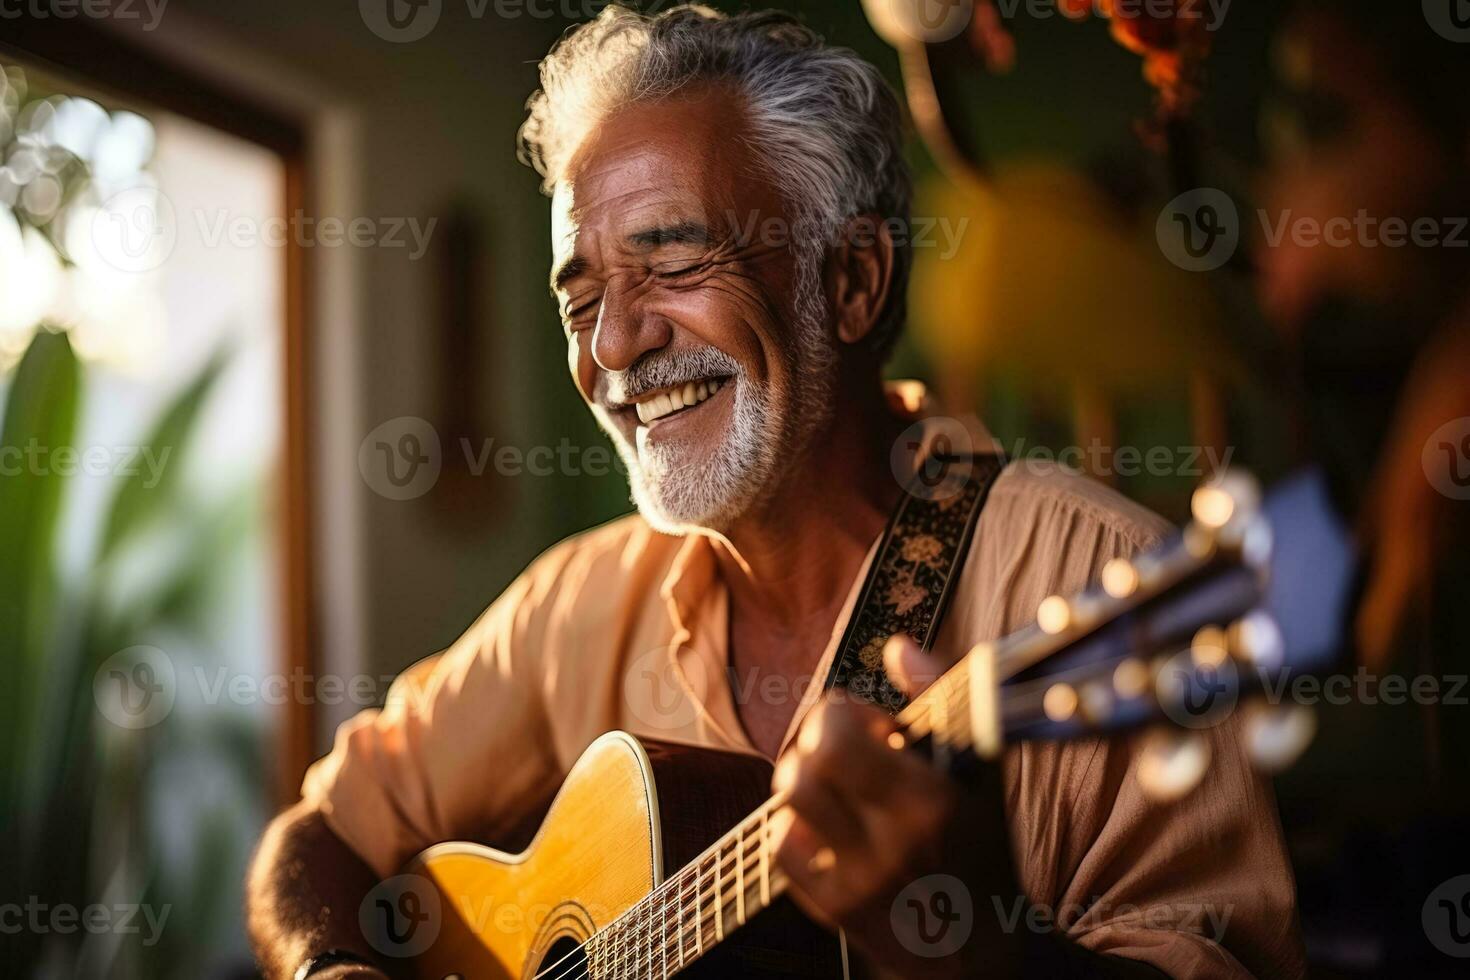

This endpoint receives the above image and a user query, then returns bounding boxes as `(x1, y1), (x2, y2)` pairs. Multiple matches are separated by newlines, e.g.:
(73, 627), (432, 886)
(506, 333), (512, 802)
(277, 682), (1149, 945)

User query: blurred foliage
(0, 329), (265, 979)
(1, 61), (266, 977)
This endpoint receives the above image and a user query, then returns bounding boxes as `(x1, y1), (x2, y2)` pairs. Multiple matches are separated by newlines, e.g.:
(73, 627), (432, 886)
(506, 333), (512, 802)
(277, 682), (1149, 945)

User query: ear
(825, 214), (896, 346)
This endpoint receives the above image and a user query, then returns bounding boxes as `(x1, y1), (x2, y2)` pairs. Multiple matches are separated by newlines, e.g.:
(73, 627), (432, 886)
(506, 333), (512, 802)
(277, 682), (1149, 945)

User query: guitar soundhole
(533, 936), (587, 980)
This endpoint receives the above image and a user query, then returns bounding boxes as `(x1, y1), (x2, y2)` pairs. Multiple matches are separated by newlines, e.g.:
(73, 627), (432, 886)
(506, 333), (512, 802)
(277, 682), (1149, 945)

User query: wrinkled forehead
(550, 89), (783, 262)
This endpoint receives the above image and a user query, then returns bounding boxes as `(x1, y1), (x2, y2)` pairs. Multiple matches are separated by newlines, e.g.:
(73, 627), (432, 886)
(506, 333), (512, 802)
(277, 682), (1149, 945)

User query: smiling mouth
(632, 378), (728, 426)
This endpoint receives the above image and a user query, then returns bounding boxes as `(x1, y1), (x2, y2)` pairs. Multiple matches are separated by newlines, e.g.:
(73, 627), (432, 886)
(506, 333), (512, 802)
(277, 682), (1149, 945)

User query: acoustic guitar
(387, 471), (1346, 979)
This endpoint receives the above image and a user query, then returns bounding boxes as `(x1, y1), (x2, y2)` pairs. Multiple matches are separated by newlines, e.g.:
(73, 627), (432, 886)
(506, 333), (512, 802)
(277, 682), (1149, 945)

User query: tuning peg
(1191, 470), (1263, 552)
(859, 0), (974, 45)
(1242, 702), (1316, 773)
(1136, 728), (1212, 803)
(1241, 513), (1274, 570)
(1036, 595), (1072, 634)
(1230, 610), (1285, 671)
(1101, 558), (1139, 599)
(1192, 470), (1260, 528)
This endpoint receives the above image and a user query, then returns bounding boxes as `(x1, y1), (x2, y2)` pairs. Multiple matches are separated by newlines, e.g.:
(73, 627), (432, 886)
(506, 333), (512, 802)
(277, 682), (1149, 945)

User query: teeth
(634, 378), (725, 425)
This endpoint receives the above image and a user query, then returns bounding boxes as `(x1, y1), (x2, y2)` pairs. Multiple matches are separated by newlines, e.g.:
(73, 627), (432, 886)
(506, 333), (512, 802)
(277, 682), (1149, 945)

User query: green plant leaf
(97, 346), (231, 561)
(0, 330), (81, 960)
(0, 331), (80, 751)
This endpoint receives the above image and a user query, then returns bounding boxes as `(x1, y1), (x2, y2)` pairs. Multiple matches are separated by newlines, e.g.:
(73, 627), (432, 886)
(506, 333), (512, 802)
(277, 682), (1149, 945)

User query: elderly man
(247, 6), (1301, 979)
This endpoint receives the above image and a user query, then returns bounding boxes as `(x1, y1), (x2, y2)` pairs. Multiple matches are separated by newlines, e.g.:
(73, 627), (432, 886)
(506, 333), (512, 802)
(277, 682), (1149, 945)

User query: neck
(712, 380), (906, 629)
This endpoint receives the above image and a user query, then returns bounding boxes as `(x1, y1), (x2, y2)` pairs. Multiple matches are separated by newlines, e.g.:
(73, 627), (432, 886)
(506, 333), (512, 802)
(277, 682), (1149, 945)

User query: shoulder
(986, 458), (1173, 555)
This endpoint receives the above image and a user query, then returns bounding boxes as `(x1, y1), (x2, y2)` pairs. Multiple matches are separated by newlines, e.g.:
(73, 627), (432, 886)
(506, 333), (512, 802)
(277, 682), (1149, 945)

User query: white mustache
(599, 347), (741, 408)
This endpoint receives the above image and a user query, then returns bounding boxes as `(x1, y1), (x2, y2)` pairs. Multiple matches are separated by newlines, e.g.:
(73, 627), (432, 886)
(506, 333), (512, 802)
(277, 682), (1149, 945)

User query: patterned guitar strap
(824, 450), (1006, 714)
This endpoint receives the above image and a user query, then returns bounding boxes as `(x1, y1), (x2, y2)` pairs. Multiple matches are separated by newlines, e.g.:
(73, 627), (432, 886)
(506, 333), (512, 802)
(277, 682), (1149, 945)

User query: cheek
(663, 282), (786, 384)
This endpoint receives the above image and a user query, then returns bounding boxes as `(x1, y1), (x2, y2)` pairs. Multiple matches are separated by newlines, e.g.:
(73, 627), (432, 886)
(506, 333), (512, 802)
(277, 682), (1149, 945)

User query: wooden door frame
(1, 15), (319, 807)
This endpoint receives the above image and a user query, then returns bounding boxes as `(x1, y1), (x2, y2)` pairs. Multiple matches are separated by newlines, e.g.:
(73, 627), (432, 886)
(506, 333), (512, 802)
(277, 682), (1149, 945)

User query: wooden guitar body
(406, 732), (846, 979)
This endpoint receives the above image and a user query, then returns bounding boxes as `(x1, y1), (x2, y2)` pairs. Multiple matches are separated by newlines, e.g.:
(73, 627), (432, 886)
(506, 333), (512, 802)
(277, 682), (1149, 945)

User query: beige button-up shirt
(302, 411), (1304, 979)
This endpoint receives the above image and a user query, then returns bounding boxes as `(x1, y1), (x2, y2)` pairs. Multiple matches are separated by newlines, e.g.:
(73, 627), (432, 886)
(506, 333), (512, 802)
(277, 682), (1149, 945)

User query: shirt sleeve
(299, 544), (574, 879)
(984, 469), (1305, 979)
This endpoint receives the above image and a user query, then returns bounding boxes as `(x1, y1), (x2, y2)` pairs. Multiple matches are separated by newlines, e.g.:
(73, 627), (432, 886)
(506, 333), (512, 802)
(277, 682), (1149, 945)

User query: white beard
(591, 248), (836, 534)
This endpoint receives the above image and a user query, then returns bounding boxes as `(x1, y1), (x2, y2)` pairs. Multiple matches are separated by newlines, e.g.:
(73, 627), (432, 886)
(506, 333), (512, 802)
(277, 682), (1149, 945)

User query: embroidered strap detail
(825, 453), (1005, 715)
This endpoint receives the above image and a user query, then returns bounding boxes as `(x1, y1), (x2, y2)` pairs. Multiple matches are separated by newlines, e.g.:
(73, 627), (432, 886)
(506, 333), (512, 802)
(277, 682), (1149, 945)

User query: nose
(591, 275), (672, 373)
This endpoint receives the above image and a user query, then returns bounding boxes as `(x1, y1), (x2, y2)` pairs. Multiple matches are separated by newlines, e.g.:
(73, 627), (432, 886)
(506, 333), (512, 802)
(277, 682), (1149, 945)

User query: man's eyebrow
(626, 220), (710, 249)
(550, 255), (588, 295)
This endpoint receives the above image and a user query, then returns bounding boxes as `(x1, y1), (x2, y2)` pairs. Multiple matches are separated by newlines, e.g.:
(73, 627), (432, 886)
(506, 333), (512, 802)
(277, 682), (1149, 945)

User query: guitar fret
(658, 885), (668, 980)
(713, 844), (724, 941)
(735, 825), (746, 926)
(760, 808), (770, 908)
(695, 857), (705, 956)
(675, 871), (686, 971)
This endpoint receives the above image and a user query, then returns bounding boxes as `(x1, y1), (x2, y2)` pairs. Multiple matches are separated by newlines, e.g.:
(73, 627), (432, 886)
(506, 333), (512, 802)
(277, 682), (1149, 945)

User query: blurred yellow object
(909, 163), (1234, 395)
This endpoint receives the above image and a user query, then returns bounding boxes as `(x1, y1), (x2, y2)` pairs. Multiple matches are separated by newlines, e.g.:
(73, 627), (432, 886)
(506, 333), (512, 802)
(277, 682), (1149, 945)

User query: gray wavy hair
(518, 3), (913, 356)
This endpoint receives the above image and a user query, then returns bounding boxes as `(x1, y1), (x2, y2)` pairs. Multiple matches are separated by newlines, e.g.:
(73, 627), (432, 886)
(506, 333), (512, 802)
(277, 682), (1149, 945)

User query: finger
(883, 634), (946, 699)
(771, 810), (845, 928)
(791, 697), (910, 804)
(775, 754), (869, 854)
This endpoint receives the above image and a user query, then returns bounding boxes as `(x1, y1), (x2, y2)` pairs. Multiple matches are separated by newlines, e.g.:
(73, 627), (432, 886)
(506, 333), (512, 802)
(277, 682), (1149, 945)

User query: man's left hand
(772, 635), (1025, 979)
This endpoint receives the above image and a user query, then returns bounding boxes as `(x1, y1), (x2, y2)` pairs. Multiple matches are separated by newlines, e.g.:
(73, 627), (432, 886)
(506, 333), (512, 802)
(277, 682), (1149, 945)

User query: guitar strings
(531, 670), (982, 980)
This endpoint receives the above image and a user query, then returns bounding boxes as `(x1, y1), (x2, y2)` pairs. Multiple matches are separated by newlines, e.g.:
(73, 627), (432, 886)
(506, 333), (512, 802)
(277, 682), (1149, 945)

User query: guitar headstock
(903, 469), (1347, 801)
